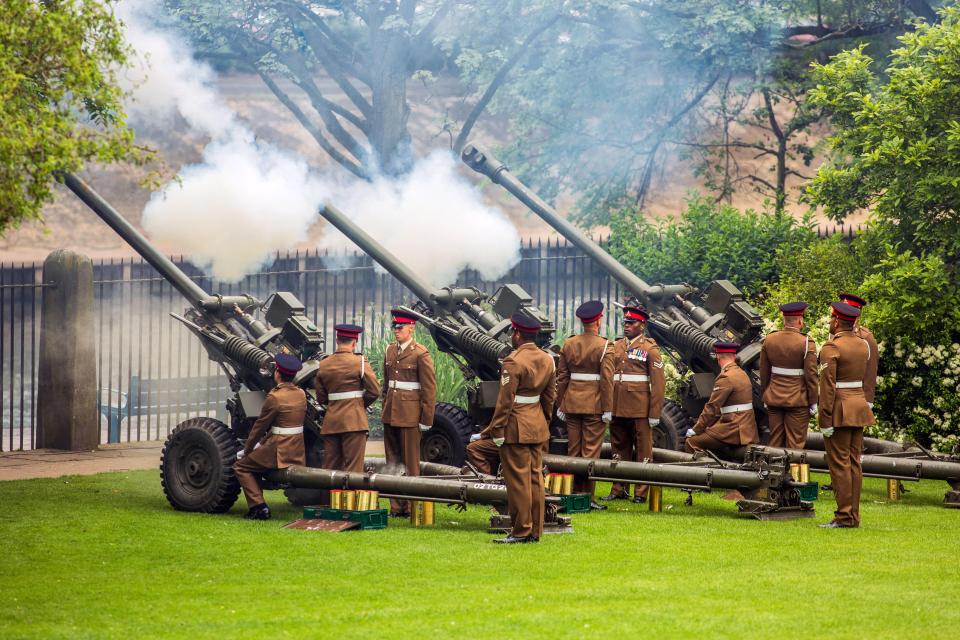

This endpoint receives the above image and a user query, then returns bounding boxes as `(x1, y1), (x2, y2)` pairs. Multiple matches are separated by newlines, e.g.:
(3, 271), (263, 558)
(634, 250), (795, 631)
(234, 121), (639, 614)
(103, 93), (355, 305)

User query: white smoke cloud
(118, 1), (520, 285)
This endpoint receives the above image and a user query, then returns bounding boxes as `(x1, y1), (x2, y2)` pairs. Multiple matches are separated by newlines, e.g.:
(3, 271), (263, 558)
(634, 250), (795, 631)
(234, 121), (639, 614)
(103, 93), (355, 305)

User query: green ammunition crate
(303, 507), (389, 530)
(558, 493), (592, 514)
(797, 481), (819, 502)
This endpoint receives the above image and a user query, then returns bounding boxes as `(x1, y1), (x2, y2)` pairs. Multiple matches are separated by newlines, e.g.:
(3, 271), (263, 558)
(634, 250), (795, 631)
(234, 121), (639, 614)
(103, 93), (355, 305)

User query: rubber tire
(421, 402), (475, 467)
(284, 432), (325, 507)
(160, 417), (241, 513)
(660, 399), (690, 451)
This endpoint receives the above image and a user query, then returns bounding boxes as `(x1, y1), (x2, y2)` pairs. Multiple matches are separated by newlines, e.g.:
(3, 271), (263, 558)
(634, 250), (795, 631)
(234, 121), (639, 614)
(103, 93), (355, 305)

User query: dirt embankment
(0, 73), (847, 265)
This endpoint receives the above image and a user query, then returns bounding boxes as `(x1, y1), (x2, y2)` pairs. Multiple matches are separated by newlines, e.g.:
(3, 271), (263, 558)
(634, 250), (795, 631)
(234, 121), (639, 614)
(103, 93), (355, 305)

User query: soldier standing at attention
(838, 293), (879, 412)
(602, 305), (665, 503)
(685, 342), (759, 454)
(819, 302), (875, 528)
(314, 324), (381, 474)
(555, 300), (614, 509)
(480, 313), (556, 544)
(381, 309), (437, 517)
(233, 353), (307, 520)
(759, 302), (819, 449)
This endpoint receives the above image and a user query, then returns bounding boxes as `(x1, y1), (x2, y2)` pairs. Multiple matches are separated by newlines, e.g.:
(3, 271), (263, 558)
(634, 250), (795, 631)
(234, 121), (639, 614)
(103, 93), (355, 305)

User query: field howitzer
(318, 204), (557, 465)
(61, 173), (328, 513)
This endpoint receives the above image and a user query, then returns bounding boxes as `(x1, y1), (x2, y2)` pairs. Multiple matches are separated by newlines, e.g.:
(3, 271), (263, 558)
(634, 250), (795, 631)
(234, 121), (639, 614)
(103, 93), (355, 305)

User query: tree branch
(453, 12), (563, 153)
(415, 0), (459, 46)
(292, 3), (372, 87)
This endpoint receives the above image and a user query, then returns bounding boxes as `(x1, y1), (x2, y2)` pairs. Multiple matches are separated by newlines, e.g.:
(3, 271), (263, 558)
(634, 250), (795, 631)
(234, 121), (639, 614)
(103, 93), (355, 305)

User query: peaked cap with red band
(838, 293), (867, 309)
(274, 353), (303, 377)
(831, 301), (860, 322)
(779, 301), (808, 317)
(713, 341), (739, 354)
(390, 308), (417, 326)
(575, 300), (604, 324)
(510, 312), (541, 335)
(623, 306), (649, 322)
(335, 323), (363, 339)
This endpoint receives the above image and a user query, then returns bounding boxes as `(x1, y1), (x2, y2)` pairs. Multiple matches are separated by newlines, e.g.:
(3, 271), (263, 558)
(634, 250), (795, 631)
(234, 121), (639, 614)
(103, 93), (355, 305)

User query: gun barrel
(461, 143), (694, 305)
(62, 172), (211, 309)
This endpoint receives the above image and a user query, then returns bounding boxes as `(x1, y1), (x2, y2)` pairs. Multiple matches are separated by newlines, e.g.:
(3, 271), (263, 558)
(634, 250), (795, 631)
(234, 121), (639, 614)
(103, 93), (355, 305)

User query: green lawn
(0, 469), (956, 639)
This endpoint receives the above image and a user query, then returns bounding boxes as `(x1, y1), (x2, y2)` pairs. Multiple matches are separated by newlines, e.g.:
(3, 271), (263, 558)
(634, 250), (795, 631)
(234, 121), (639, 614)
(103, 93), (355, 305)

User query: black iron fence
(0, 223), (862, 451)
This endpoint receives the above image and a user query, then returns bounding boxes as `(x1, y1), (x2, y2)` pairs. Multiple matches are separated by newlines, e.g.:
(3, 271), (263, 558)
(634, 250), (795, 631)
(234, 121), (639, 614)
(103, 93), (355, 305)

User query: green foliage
(808, 7), (960, 257)
(607, 196), (816, 294)
(0, 0), (150, 233)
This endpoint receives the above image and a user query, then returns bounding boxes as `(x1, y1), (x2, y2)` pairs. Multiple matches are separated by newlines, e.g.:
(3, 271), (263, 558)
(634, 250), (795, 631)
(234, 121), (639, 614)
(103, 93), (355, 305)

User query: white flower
(912, 376), (923, 387)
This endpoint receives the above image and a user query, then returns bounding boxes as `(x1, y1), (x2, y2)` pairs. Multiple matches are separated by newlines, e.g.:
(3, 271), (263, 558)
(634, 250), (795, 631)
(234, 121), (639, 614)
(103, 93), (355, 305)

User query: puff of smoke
(320, 151), (521, 287)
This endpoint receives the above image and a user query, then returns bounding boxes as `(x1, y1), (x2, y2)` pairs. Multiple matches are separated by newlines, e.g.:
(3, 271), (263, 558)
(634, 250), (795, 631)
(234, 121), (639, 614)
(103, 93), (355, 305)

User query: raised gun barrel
(60, 172), (257, 315)
(461, 143), (695, 306)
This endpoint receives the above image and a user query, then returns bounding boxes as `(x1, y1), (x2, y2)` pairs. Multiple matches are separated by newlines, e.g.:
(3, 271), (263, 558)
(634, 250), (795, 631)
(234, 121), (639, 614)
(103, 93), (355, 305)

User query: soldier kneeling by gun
(685, 342), (759, 455)
(234, 353), (307, 520)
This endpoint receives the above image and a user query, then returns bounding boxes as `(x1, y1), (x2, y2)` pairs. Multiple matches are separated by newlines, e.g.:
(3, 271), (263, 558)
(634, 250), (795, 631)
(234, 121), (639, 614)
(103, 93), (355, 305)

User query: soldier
(233, 353), (307, 520)
(838, 293), (879, 411)
(602, 305), (665, 503)
(685, 342), (759, 454)
(314, 324), (380, 475)
(466, 432), (502, 476)
(759, 301), (819, 449)
(381, 309), (437, 517)
(479, 312), (556, 544)
(555, 300), (614, 509)
(819, 302), (875, 528)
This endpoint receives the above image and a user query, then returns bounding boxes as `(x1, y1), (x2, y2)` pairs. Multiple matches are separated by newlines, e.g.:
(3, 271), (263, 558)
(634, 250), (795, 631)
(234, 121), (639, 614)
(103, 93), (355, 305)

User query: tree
(170, 1), (565, 177)
(0, 0), (150, 233)
(807, 4), (960, 259)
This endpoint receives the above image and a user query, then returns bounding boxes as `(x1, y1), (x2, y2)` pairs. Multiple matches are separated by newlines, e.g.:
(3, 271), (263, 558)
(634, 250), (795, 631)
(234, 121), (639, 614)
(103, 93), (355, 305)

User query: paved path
(0, 440), (385, 481)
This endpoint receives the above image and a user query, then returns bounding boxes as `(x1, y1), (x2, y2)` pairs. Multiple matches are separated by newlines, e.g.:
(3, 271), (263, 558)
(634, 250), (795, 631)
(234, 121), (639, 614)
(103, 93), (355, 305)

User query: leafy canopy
(0, 0), (149, 233)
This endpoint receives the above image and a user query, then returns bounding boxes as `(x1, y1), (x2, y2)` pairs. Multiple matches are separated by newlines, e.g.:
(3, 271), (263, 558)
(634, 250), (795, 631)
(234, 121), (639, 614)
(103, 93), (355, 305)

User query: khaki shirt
(381, 340), (437, 427)
(314, 348), (381, 434)
(855, 324), (879, 404)
(611, 335), (665, 419)
(818, 330), (876, 428)
(759, 327), (819, 408)
(555, 330), (614, 414)
(482, 342), (557, 445)
(243, 382), (307, 467)
(692, 362), (759, 445)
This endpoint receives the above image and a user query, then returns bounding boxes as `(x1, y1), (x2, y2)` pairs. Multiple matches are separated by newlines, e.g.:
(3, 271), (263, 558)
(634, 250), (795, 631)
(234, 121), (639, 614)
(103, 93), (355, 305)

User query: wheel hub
(180, 447), (214, 489)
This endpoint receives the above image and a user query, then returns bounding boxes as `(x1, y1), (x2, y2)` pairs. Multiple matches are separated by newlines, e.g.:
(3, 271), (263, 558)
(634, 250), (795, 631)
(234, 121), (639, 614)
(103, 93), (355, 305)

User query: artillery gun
(319, 204), (560, 464)
(62, 173), (327, 511)
(462, 143), (771, 448)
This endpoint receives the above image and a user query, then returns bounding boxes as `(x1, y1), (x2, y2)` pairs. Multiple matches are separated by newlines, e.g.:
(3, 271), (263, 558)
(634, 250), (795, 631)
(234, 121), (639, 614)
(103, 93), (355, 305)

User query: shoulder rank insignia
(653, 361), (664, 369)
(817, 363), (829, 375)
(500, 374), (510, 386)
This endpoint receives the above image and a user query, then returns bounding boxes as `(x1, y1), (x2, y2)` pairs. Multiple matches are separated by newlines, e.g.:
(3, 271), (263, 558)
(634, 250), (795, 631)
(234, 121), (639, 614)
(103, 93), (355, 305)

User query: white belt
(836, 381), (863, 389)
(771, 366), (803, 376)
(720, 403), (753, 414)
(614, 374), (649, 382)
(570, 373), (601, 381)
(328, 390), (364, 401)
(388, 380), (421, 390)
(271, 426), (303, 435)
(514, 394), (541, 404)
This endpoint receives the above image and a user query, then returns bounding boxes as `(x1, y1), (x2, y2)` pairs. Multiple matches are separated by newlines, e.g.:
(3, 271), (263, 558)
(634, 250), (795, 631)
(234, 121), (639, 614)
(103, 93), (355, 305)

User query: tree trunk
(368, 19), (413, 175)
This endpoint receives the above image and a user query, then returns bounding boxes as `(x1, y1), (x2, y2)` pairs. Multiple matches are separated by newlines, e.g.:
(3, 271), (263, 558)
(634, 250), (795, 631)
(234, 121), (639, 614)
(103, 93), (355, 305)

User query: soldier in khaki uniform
(555, 300), (614, 508)
(685, 342), (759, 453)
(381, 309), (437, 517)
(819, 302), (875, 529)
(466, 434), (501, 476)
(314, 324), (381, 475)
(759, 301), (819, 449)
(839, 293), (879, 411)
(233, 353), (307, 520)
(480, 312), (556, 544)
(602, 305), (665, 503)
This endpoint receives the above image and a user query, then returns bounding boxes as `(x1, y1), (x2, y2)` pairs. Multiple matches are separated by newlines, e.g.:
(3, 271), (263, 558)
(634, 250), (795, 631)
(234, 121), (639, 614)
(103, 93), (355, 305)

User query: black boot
(492, 535), (532, 544)
(600, 492), (629, 501)
(244, 504), (271, 520)
(589, 501), (608, 511)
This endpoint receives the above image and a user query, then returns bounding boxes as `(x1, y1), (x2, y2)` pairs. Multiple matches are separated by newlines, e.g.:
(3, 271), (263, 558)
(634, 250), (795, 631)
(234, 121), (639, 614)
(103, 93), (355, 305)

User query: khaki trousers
(234, 456), (271, 508)
(684, 430), (736, 455)
(824, 427), (864, 527)
(500, 443), (545, 540)
(767, 407), (810, 449)
(609, 417), (653, 499)
(384, 424), (421, 513)
(322, 432), (367, 473)
(466, 437), (501, 476)
(566, 413), (606, 495)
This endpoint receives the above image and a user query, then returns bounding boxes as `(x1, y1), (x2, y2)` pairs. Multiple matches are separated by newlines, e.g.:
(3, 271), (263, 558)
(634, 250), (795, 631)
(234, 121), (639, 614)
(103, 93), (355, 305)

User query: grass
(1, 470), (957, 639)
